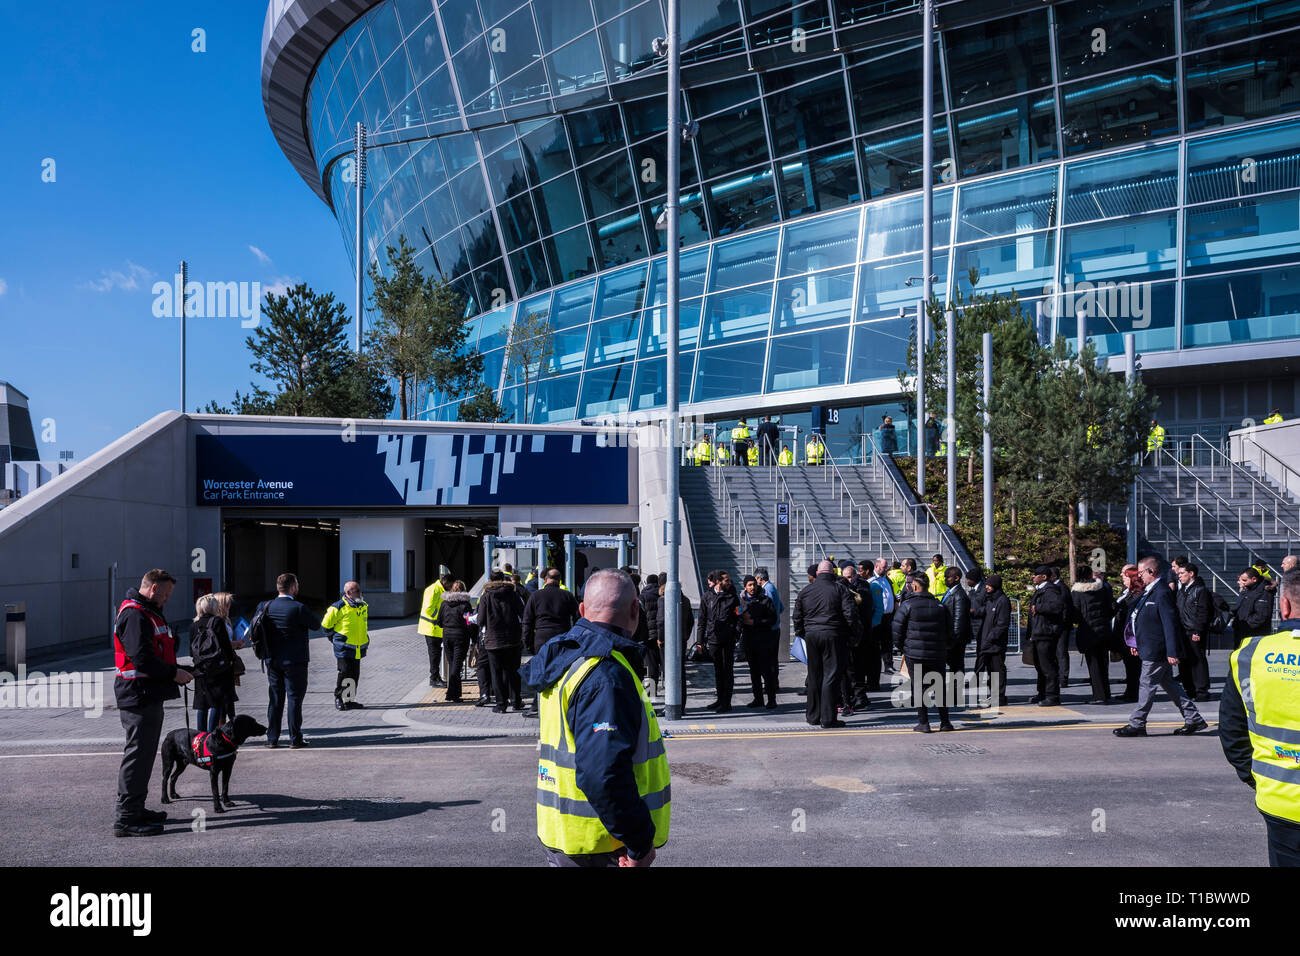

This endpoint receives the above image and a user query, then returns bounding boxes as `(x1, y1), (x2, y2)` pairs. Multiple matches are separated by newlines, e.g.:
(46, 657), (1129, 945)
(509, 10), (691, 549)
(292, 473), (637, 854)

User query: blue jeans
(197, 708), (223, 732)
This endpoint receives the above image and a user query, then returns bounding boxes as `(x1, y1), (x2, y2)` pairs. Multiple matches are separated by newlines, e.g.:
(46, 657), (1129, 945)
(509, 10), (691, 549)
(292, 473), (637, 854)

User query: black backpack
(1209, 591), (1232, 634)
(249, 601), (272, 660)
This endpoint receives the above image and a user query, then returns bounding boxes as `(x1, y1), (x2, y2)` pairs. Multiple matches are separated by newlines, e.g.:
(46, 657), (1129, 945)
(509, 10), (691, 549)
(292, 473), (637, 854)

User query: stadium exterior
(263, 0), (1300, 460)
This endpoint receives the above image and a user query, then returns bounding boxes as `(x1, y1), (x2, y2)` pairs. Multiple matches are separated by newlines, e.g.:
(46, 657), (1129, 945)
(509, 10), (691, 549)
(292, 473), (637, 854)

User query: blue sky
(0, 1), (355, 460)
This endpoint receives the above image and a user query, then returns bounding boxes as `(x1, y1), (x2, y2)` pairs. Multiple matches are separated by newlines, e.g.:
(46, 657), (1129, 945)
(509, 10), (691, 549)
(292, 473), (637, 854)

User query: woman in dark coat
(1112, 565), (1145, 703)
(1071, 570), (1116, 704)
(478, 571), (526, 713)
(437, 582), (475, 703)
(190, 591), (243, 732)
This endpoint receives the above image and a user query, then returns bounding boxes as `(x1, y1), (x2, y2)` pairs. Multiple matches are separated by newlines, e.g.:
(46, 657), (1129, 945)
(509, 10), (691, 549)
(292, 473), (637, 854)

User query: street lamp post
(179, 259), (187, 413)
(946, 308), (956, 526)
(354, 122), (367, 354)
(982, 332), (993, 571)
(919, 0), (934, 495)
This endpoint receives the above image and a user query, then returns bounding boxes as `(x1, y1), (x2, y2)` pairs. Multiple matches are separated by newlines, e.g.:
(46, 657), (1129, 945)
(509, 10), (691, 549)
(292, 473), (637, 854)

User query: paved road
(0, 618), (1264, 866)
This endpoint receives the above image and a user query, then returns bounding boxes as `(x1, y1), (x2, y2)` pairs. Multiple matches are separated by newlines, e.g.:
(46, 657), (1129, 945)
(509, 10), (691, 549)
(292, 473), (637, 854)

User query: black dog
(160, 714), (266, 813)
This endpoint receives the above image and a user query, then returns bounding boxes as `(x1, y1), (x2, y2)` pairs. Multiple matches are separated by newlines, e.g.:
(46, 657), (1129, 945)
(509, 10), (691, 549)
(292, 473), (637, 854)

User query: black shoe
(1028, 695), (1043, 704)
(138, 808), (167, 823)
(1038, 699), (1060, 707)
(1172, 718), (1209, 736)
(822, 719), (845, 728)
(1113, 724), (1146, 737)
(431, 677), (446, 687)
(345, 701), (365, 710)
(1123, 694), (1139, 703)
(765, 699), (778, 709)
(113, 821), (163, 838)
(1085, 699), (1108, 706)
(511, 701), (525, 711)
(912, 722), (932, 733)
(1194, 692), (1211, 702)
(265, 740), (280, 749)
(445, 696), (464, 704)
(491, 706), (507, 714)
(521, 709), (539, 719)
(334, 699), (345, 710)
(704, 701), (722, 711)
(290, 739), (309, 749)
(475, 697), (490, 707)
(715, 705), (732, 714)
(746, 698), (764, 708)
(807, 718), (821, 727)
(938, 721), (956, 732)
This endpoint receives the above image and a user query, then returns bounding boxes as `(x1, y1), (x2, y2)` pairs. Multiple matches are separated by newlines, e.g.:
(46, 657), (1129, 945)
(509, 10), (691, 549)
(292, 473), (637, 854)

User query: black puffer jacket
(1070, 581), (1116, 653)
(968, 583), (987, 637)
(739, 591), (776, 637)
(640, 584), (660, 636)
(654, 587), (694, 645)
(941, 584), (972, 650)
(892, 590), (952, 661)
(478, 580), (525, 650)
(793, 573), (859, 640)
(438, 591), (477, 643)
(1028, 582), (1068, 641)
(1232, 580), (1275, 642)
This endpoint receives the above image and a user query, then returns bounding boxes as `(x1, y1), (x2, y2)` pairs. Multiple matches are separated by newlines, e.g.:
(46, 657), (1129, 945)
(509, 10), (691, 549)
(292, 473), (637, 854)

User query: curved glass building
(263, 0), (1300, 456)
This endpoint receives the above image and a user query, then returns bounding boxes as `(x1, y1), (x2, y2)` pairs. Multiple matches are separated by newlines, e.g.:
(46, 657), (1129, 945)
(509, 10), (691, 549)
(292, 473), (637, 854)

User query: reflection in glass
(1183, 267), (1300, 348)
(578, 364), (634, 418)
(548, 34), (608, 104)
(1068, 281), (1175, 356)
(707, 169), (780, 235)
(848, 40), (943, 134)
(544, 225), (596, 281)
(1185, 33), (1300, 132)
(956, 168), (1057, 242)
(640, 298), (703, 355)
(536, 172), (585, 236)
(860, 122), (952, 199)
(551, 278), (596, 328)
(630, 354), (695, 410)
(954, 94), (1057, 177)
(777, 145), (862, 218)
(773, 269), (855, 333)
(709, 230), (779, 290)
(1185, 195), (1300, 275)
(1063, 144), (1177, 222)
(510, 243), (551, 296)
(766, 71), (853, 158)
(592, 211), (649, 268)
(746, 0), (832, 52)
(695, 343), (768, 403)
(1063, 211), (1177, 284)
(766, 326), (849, 392)
(648, 246), (711, 302)
(594, 263), (649, 319)
(568, 106), (625, 164)
(850, 315), (911, 384)
(1060, 63), (1178, 156)
(1055, 0), (1173, 81)
(781, 209), (860, 275)
(579, 152), (640, 217)
(945, 10), (1052, 108)
(532, 374), (582, 424)
(520, 118), (574, 185)
(703, 284), (775, 345)
(599, 2), (665, 81)
(1186, 119), (1300, 203)
(690, 78), (767, 179)
(547, 326), (590, 373)
(861, 188), (953, 259)
(1183, 0), (1300, 51)
(857, 253), (951, 319)
(955, 233), (1055, 299)
(586, 315), (641, 368)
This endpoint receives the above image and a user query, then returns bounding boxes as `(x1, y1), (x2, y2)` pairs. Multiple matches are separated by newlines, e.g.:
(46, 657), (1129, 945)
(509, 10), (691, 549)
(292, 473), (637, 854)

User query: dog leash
(183, 682), (191, 736)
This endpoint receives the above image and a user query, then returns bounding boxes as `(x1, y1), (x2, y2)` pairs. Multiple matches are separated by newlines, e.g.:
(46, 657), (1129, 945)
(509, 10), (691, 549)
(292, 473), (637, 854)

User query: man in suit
(263, 572), (315, 749)
(1027, 565), (1066, 706)
(1114, 557), (1208, 737)
(941, 566), (972, 678)
(756, 416), (780, 466)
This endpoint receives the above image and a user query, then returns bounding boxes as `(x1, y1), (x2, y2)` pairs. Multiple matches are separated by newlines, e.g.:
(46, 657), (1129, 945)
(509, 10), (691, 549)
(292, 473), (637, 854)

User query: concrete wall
(634, 425), (701, 606)
(1229, 420), (1300, 501)
(338, 516), (424, 617)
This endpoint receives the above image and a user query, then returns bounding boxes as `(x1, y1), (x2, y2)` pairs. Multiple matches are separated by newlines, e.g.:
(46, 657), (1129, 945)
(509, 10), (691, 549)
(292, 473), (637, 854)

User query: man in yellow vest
(693, 437), (712, 466)
(1264, 409), (1284, 425)
(419, 572), (452, 687)
(806, 434), (824, 466)
(778, 444), (793, 466)
(887, 561), (906, 596)
(1221, 568), (1300, 865)
(1146, 418), (1166, 463)
(521, 569), (670, 867)
(714, 441), (729, 466)
(925, 554), (947, 596)
(323, 581), (370, 710)
(731, 419), (752, 467)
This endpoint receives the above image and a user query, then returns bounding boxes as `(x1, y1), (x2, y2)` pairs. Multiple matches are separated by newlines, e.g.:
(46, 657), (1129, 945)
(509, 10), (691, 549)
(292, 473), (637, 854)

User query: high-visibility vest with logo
(536, 649), (671, 855)
(114, 598), (177, 678)
(806, 439), (823, 465)
(1147, 425), (1166, 451)
(778, 448), (793, 466)
(322, 600), (370, 659)
(1229, 629), (1300, 823)
(887, 569), (906, 595)
(419, 580), (445, 638)
(1264, 414), (1284, 425)
(694, 440), (712, 464)
(731, 426), (750, 442)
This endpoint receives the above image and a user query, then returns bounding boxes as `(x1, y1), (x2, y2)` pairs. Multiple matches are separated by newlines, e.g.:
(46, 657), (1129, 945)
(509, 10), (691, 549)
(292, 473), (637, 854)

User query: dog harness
(191, 730), (235, 767)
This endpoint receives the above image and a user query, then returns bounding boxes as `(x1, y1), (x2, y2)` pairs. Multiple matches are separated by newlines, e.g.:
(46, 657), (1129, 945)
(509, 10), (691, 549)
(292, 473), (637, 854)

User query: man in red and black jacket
(113, 569), (192, 837)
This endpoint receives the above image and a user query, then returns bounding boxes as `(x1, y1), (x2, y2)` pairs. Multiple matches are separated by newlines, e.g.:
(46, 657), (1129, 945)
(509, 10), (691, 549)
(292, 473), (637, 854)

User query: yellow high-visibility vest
(1229, 629), (1300, 823)
(747, 445), (757, 465)
(778, 448), (793, 466)
(926, 564), (946, 595)
(715, 443), (729, 465)
(694, 440), (712, 464)
(806, 439), (823, 465)
(731, 425), (750, 442)
(887, 568), (906, 594)
(536, 649), (671, 856)
(418, 580), (445, 638)
(1264, 414), (1284, 425)
(321, 599), (369, 659)
(1147, 425), (1166, 451)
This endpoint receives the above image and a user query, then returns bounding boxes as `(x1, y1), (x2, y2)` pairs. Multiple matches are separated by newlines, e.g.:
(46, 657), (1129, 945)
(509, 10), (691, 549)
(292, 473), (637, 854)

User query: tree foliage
(503, 305), (556, 424)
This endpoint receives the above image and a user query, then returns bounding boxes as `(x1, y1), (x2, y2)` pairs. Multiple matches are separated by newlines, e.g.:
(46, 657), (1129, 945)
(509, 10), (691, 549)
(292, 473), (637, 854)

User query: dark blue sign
(195, 433), (629, 507)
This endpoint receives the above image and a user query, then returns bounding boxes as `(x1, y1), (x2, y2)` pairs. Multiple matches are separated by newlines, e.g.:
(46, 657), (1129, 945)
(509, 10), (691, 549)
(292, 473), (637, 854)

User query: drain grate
(923, 742), (988, 756)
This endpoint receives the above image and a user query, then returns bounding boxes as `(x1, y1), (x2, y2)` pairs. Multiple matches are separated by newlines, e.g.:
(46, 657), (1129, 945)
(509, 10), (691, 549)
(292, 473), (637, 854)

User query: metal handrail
(1187, 433), (1300, 521)
(1131, 477), (1261, 593)
(1152, 445), (1300, 549)
(1232, 433), (1300, 505)
(819, 448), (899, 557)
(712, 462), (759, 575)
(769, 462), (829, 560)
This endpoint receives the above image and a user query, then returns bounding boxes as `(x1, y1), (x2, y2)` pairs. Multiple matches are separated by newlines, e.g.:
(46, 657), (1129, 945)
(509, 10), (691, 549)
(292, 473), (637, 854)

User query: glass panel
(440, 131), (480, 172)
(639, 297), (703, 355)
(648, 246), (711, 302)
(850, 314), (912, 383)
(500, 193), (540, 250)
(1055, 0), (1174, 81)
(690, 78), (766, 179)
(945, 10), (1052, 109)
(848, 39), (943, 134)
(645, 192), (710, 252)
(708, 230), (779, 290)
(594, 263), (649, 319)
(599, 1), (665, 81)
(773, 267), (855, 333)
(578, 364), (634, 418)
(476, 304), (517, 352)
(1063, 210), (1178, 285)
(479, 348), (506, 392)
(1186, 119), (1300, 204)
(777, 144), (863, 218)
(440, 0), (483, 51)
(416, 67), (459, 125)
(579, 152), (639, 217)
(463, 212), (501, 269)
(586, 315), (641, 367)
(1184, 0), (1300, 51)
(552, 278), (597, 328)
(766, 71), (853, 158)
(488, 7), (540, 80)
(537, 3), (595, 50)
(954, 233), (1055, 299)
(394, 0), (435, 32)
(706, 169), (780, 235)
(548, 326), (590, 373)
(547, 33), (608, 102)
(509, 242), (551, 296)
(1185, 194), (1300, 275)
(630, 354), (695, 410)
(592, 210), (649, 268)
(861, 188), (954, 259)
(480, 0), (525, 28)
(765, 326), (850, 392)
(694, 343), (768, 403)
(781, 209), (860, 275)
(520, 118), (573, 184)
(953, 94), (1057, 177)
(702, 283), (775, 344)
(1060, 63), (1179, 156)
(536, 172), (584, 236)
(568, 106), (625, 165)
(433, 230), (468, 277)
(746, 0), (832, 51)
(956, 168), (1057, 242)
(1066, 281), (1176, 355)
(499, 59), (549, 109)
(856, 253), (951, 320)
(349, 25), (379, 83)
(533, 373), (582, 423)
(452, 38), (494, 104)
(859, 122), (953, 199)
(682, 0), (742, 60)
(1063, 143), (1178, 222)
(517, 290), (552, 326)
(1185, 31), (1300, 132)
(482, 141), (529, 204)
(545, 224), (596, 281)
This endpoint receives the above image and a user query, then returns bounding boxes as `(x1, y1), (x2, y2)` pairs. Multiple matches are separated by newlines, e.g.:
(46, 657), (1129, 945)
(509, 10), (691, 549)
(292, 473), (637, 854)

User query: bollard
(5, 602), (27, 672)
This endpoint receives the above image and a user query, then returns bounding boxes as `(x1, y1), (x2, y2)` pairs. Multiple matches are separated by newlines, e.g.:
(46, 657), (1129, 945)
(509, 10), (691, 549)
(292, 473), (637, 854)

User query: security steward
(113, 569), (192, 836)
(1221, 568), (1300, 866)
(693, 436), (712, 466)
(323, 580), (370, 710)
(1147, 418), (1166, 462)
(806, 433), (825, 466)
(794, 559), (860, 728)
(732, 419), (752, 467)
(1264, 409), (1284, 425)
(521, 569), (670, 867)
(419, 572), (452, 687)
(1028, 565), (1067, 706)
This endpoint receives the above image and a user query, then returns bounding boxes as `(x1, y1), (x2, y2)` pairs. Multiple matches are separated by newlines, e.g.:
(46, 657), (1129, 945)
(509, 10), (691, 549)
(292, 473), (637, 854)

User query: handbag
(1021, 642), (1036, 667)
(790, 636), (808, 664)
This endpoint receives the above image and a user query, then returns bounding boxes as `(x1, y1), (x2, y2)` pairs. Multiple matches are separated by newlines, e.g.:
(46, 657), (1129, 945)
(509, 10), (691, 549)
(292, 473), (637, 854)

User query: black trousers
(335, 656), (361, 703)
(1033, 639), (1060, 702)
(710, 641), (735, 706)
(644, 640), (663, 682)
(266, 660), (308, 744)
(117, 701), (165, 822)
(855, 628), (881, 692)
(803, 631), (842, 725)
(1082, 645), (1111, 701)
(947, 641), (969, 677)
(742, 631), (778, 702)
(906, 657), (949, 724)
(444, 637), (470, 699)
(474, 640), (493, 700)
(973, 650), (1008, 704)
(877, 617), (894, 671)
(424, 635), (444, 681)
(1122, 649), (1142, 700)
(1056, 631), (1071, 686)
(1266, 814), (1300, 867)
(488, 646), (523, 708)
(733, 442), (749, 465)
(1180, 635), (1211, 697)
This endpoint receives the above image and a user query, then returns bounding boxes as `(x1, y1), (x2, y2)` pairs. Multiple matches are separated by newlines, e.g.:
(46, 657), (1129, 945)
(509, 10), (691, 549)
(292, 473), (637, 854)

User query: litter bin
(4, 602), (26, 671)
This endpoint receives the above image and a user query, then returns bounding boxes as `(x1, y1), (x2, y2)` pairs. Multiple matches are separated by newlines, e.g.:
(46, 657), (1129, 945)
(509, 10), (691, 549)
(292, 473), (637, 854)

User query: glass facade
(274, 0), (1300, 422)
